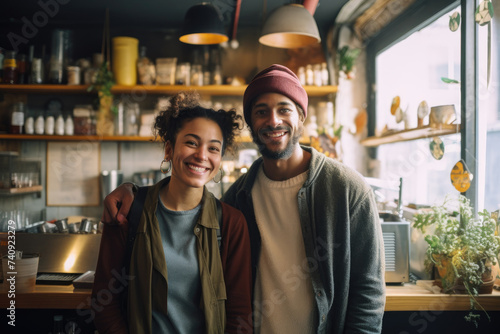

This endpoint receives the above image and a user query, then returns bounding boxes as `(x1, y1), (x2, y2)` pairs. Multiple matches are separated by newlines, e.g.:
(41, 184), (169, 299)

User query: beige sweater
(251, 167), (316, 334)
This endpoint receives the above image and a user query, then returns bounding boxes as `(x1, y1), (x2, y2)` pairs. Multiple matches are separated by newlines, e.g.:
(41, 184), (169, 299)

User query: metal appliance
(0, 233), (101, 282)
(365, 177), (410, 284)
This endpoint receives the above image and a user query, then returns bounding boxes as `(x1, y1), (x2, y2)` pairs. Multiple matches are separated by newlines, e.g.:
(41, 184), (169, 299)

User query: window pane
(478, 4), (500, 212)
(375, 7), (461, 206)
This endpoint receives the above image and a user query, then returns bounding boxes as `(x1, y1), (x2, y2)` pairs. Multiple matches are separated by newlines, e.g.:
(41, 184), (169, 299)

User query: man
(103, 64), (386, 333)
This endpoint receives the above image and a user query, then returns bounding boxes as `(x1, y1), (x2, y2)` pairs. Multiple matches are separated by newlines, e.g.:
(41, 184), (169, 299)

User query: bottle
(55, 113), (65, 135)
(26, 45), (34, 84)
(137, 46), (155, 85)
(24, 108), (34, 134)
(0, 49), (4, 83)
(34, 112), (44, 135)
(297, 66), (306, 86)
(321, 62), (329, 86)
(65, 114), (74, 135)
(52, 315), (64, 334)
(305, 64), (314, 86)
(3, 50), (19, 84)
(10, 102), (25, 134)
(17, 54), (27, 84)
(30, 58), (44, 84)
(313, 64), (322, 86)
(45, 112), (55, 135)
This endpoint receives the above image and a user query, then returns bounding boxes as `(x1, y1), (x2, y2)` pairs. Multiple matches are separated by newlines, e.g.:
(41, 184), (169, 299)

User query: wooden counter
(1, 283), (92, 309)
(385, 281), (500, 311)
(2, 281), (499, 311)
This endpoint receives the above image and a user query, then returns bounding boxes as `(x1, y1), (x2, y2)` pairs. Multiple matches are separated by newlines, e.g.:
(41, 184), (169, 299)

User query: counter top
(2, 281), (500, 311)
(385, 281), (500, 311)
(1, 283), (91, 309)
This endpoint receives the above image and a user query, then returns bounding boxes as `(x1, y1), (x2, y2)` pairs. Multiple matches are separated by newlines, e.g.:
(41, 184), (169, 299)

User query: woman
(92, 91), (253, 333)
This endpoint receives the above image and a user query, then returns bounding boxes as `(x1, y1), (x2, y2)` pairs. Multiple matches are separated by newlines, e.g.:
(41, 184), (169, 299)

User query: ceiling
(1, 0), (349, 38)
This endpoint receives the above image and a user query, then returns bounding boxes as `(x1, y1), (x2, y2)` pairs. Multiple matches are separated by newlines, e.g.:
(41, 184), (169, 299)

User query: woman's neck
(160, 179), (203, 211)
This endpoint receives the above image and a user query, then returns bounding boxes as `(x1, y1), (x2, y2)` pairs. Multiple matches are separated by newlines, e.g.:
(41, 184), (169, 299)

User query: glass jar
(66, 66), (81, 85)
(3, 51), (19, 84)
(10, 102), (25, 134)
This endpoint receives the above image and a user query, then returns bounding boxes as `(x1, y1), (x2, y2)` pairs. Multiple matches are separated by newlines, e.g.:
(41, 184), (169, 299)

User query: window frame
(366, 0), (481, 209)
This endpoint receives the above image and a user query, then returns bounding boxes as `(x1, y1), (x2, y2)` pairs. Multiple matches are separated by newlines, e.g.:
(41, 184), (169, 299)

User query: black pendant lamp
(259, 4), (321, 49)
(179, 3), (229, 45)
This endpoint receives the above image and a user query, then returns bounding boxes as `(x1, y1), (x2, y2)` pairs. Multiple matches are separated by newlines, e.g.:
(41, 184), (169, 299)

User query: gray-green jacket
(222, 146), (386, 333)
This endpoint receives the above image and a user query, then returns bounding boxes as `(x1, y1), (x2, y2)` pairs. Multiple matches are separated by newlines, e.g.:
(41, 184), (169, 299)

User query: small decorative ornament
(394, 107), (404, 123)
(450, 159), (473, 192)
(449, 11), (461, 32)
(417, 100), (429, 126)
(429, 137), (445, 160)
(475, 0), (494, 26)
(390, 96), (400, 115)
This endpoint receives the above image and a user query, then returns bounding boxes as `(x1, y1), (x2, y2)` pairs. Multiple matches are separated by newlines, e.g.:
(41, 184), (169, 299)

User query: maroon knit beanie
(243, 64), (308, 126)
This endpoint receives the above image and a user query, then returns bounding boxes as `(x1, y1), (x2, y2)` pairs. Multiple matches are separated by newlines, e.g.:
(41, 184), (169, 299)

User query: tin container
(55, 218), (69, 233)
(79, 218), (93, 234)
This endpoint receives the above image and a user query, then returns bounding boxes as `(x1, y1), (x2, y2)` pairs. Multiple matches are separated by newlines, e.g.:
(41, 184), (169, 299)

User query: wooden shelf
(0, 185), (43, 195)
(360, 124), (461, 147)
(0, 84), (337, 97)
(0, 134), (310, 144)
(0, 134), (156, 142)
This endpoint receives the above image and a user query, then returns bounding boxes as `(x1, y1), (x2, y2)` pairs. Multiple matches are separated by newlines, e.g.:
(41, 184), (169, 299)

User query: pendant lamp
(179, 3), (229, 45)
(259, 4), (321, 49)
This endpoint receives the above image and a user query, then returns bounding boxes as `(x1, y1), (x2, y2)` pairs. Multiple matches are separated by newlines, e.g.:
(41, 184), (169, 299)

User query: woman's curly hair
(153, 91), (242, 155)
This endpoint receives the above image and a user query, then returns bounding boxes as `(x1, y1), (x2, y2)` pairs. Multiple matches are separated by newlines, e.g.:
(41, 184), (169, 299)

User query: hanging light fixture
(259, 3), (321, 49)
(179, 3), (229, 45)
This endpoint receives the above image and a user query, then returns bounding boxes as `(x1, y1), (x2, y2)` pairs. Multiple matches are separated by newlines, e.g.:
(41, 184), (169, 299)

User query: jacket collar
(147, 177), (219, 229)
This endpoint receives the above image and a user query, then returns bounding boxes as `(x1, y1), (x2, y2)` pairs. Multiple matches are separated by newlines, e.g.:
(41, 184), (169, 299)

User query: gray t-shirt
(152, 198), (205, 333)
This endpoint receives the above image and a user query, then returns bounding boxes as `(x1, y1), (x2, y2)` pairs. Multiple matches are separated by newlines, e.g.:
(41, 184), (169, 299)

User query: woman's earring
(160, 159), (172, 174)
(213, 168), (223, 183)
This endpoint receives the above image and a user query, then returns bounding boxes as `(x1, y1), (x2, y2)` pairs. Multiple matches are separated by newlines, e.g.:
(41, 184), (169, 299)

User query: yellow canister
(112, 37), (139, 85)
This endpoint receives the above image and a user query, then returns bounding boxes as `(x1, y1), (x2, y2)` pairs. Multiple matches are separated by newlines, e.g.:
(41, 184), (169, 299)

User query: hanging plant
(87, 8), (115, 136)
(87, 61), (116, 113)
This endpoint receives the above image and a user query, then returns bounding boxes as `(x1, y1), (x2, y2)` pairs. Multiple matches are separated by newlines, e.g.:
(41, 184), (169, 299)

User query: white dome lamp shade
(259, 4), (321, 49)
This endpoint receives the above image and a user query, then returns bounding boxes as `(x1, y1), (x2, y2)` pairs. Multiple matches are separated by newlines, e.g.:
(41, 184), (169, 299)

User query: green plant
(413, 194), (500, 325)
(337, 46), (360, 79)
(87, 61), (117, 114)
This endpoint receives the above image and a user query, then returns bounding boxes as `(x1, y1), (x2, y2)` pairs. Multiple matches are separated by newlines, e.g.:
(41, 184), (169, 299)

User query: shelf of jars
(360, 124), (461, 147)
(0, 84), (338, 97)
(0, 134), (311, 145)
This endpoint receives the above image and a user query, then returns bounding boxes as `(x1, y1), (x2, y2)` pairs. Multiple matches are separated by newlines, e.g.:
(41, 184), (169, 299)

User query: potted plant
(337, 46), (360, 80)
(413, 194), (500, 325)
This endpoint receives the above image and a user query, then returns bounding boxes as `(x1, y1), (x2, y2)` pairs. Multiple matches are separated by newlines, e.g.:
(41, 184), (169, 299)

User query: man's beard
(251, 124), (304, 160)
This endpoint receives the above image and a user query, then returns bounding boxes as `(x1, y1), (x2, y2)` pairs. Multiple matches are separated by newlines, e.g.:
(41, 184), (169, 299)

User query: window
(368, 0), (500, 211)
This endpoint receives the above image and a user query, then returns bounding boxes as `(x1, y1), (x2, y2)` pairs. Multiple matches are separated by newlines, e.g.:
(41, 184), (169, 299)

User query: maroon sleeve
(91, 222), (129, 334)
(220, 203), (253, 334)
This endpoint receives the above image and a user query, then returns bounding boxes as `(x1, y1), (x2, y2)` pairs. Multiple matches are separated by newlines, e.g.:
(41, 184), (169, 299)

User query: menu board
(46, 141), (101, 206)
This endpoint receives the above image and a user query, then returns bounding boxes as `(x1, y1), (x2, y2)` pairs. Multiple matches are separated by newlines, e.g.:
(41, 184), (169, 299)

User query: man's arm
(101, 182), (137, 225)
(345, 189), (386, 333)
